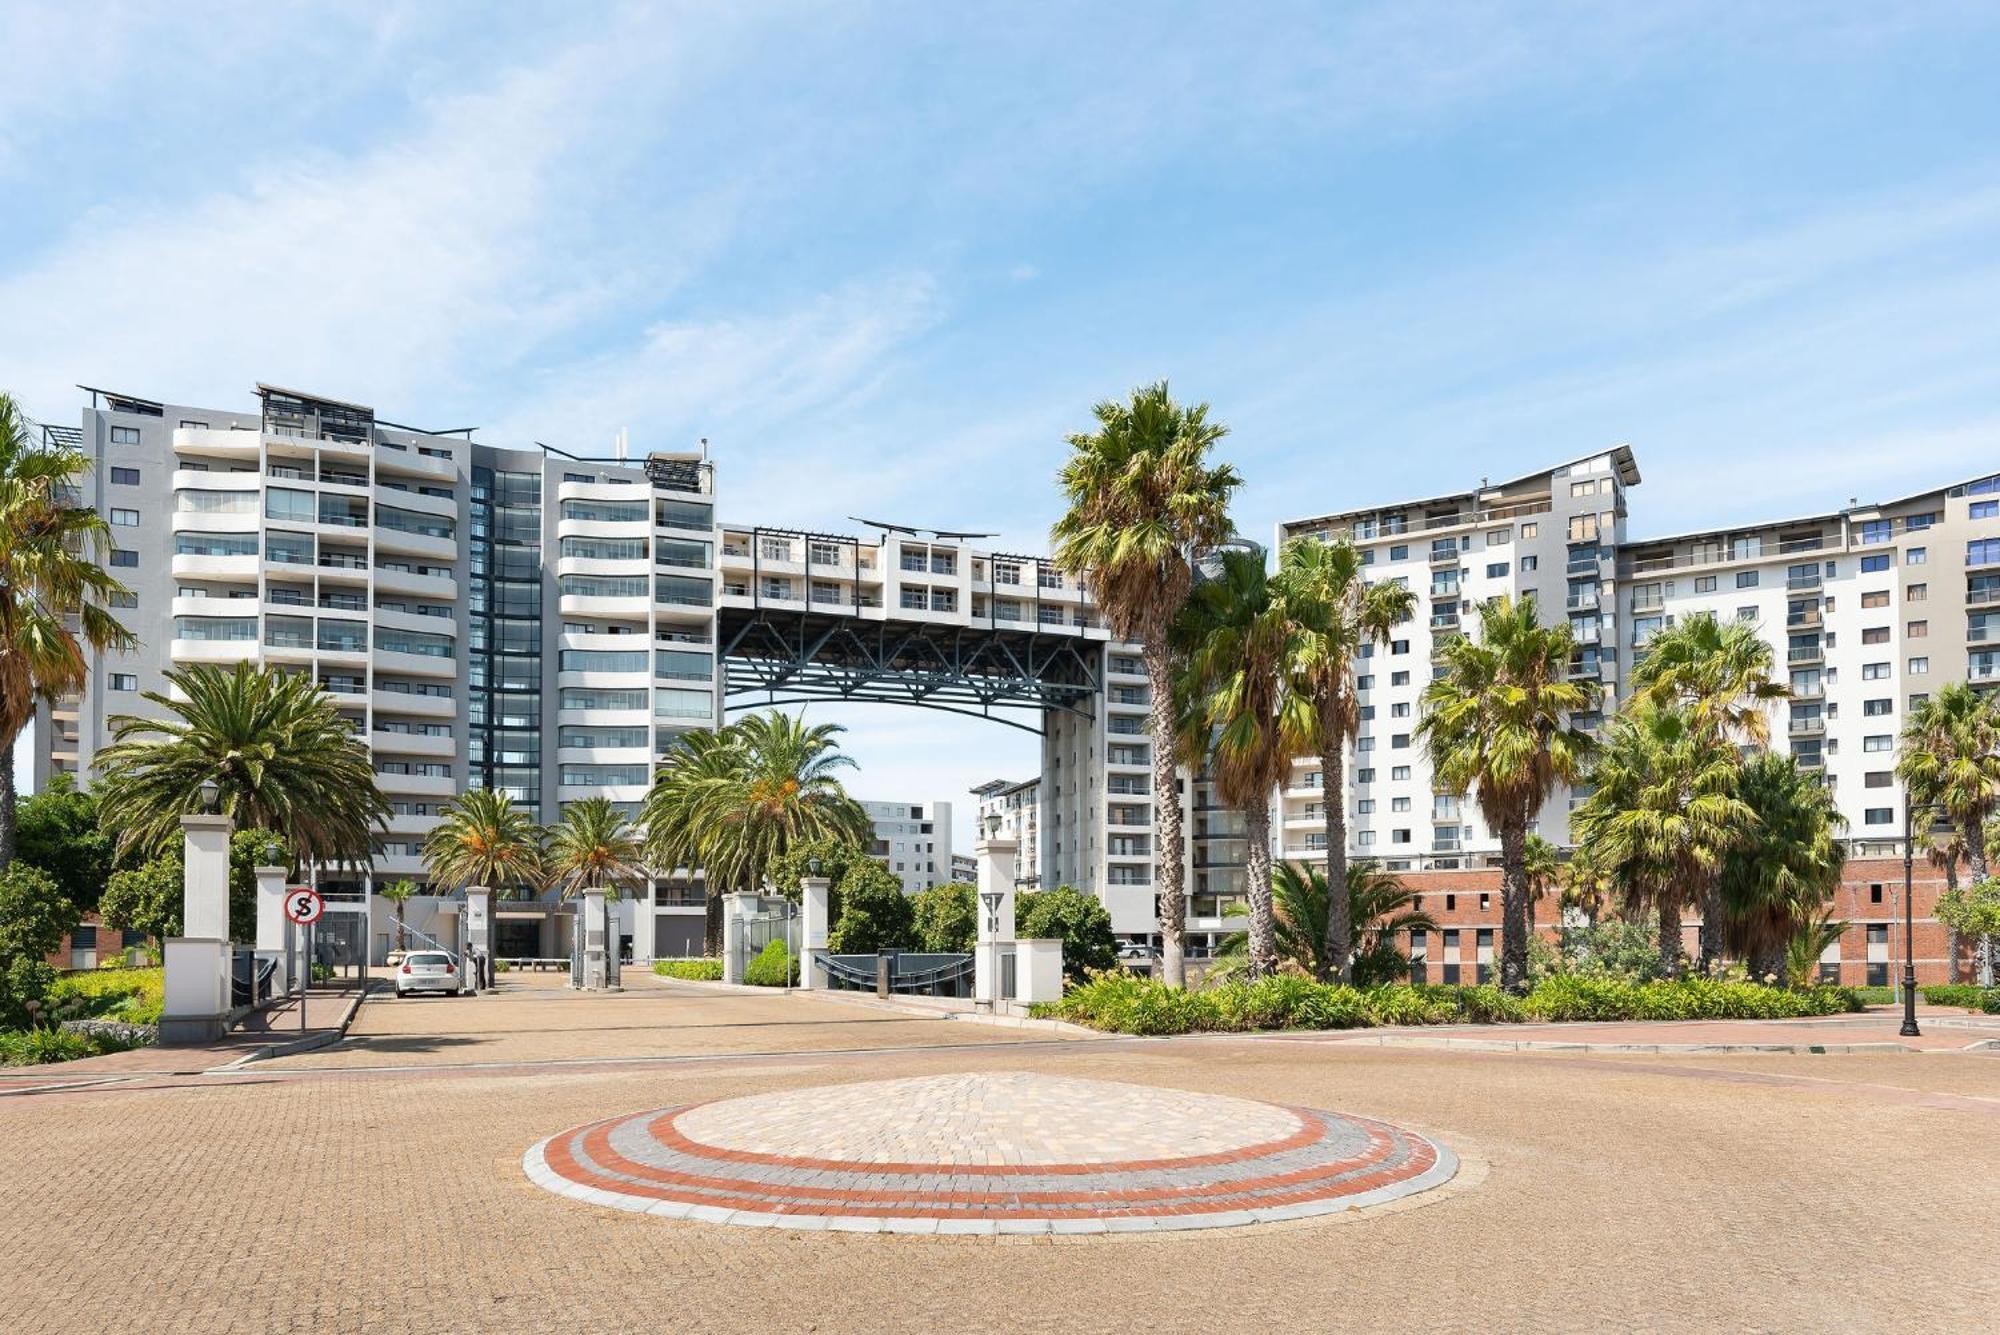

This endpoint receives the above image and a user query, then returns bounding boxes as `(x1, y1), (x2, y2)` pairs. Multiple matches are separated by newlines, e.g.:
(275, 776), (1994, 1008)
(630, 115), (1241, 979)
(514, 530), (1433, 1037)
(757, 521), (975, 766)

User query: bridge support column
(973, 836), (1019, 1009)
(800, 876), (831, 990)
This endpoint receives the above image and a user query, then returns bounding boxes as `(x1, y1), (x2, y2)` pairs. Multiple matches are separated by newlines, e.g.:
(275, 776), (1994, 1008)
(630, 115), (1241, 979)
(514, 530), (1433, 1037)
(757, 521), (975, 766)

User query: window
(1862, 699), (1892, 716)
(1861, 626), (1889, 645)
(1974, 501), (2000, 520)
(1862, 735), (1893, 752)
(1522, 523), (1538, 539)
(110, 426), (140, 444)
(1860, 553), (1892, 572)
(110, 549), (137, 568)
(1356, 736), (1375, 752)
(109, 508), (139, 526)
(1486, 562), (1509, 578)
(1391, 640), (1408, 654)
(1392, 829), (1411, 844)
(1391, 733), (1409, 749)
(1967, 539), (2000, 566)
(1356, 800), (1375, 815)
(1356, 768), (1375, 783)
(1909, 656), (1929, 674)
(1865, 771), (1893, 788)
(1737, 606), (1756, 622)
(1392, 702), (1410, 718)
(1391, 671), (1410, 686)
(110, 466), (140, 485)
(109, 673), (136, 690)
(1519, 555), (1538, 572)
(1567, 514), (1598, 543)
(1391, 797), (1411, 812)
(1356, 675), (1373, 690)
(1570, 480), (1595, 497)
(1694, 575), (1716, 593)
(1908, 620), (1928, 638)
(1389, 545), (1408, 561)
(1870, 884), (1884, 904)
(1861, 590), (1889, 608)
(1907, 547), (1927, 565)
(109, 591), (136, 608)
(1736, 571), (1758, 589)
(1906, 583), (1926, 601)
(1391, 765), (1411, 781)
(1864, 809), (1894, 825)
(1356, 831), (1376, 847)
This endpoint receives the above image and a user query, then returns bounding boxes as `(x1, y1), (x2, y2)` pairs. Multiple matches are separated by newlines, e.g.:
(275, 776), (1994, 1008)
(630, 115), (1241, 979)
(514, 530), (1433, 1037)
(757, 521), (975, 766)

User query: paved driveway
(7, 975), (1999, 1333)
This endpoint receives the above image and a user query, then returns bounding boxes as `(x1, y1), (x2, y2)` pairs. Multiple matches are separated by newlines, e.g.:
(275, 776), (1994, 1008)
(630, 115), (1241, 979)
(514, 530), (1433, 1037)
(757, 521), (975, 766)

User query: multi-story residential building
(1276, 447), (1640, 871)
(860, 800), (956, 893)
(971, 777), (1041, 886)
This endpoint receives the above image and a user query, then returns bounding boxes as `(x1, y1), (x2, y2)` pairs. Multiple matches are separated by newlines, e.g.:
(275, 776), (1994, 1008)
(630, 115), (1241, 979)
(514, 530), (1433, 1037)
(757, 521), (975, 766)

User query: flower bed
(1033, 972), (1862, 1036)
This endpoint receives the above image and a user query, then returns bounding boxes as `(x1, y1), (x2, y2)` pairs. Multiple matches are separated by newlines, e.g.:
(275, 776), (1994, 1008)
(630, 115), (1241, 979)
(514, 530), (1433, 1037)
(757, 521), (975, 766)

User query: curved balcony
(555, 745), (653, 767)
(372, 647), (456, 679)
(172, 426), (260, 458)
(371, 688), (455, 720)
(373, 526), (457, 562)
(558, 593), (650, 619)
(370, 485), (456, 518)
(555, 707), (651, 728)
(557, 783), (650, 805)
(172, 468), (260, 493)
(558, 479), (651, 505)
(170, 509), (260, 536)
(171, 552), (259, 580)
(369, 730), (457, 759)
(374, 606), (456, 638)
(373, 566), (457, 600)
(374, 771), (456, 798)
(556, 554), (651, 580)
(170, 639), (259, 665)
(375, 447), (457, 482)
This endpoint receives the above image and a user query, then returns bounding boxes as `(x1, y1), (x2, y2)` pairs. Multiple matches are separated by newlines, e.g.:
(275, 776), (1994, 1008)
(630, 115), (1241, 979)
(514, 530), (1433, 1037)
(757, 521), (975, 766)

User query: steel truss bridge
(718, 606), (1103, 734)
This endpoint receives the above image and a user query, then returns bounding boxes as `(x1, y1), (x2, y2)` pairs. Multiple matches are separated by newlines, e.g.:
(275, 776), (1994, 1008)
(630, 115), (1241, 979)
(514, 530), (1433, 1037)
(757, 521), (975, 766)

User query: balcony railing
(1787, 645), (1824, 664)
(1788, 716), (1826, 735)
(1786, 574), (1823, 591)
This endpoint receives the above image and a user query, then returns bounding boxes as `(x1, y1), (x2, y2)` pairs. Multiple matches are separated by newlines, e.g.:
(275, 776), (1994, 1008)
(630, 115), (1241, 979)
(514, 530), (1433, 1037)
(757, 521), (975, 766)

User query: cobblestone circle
(524, 1071), (1458, 1234)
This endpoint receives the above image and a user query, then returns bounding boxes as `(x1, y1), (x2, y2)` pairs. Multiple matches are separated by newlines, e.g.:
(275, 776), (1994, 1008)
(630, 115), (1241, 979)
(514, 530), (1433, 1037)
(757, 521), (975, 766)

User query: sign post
(285, 888), (325, 1035)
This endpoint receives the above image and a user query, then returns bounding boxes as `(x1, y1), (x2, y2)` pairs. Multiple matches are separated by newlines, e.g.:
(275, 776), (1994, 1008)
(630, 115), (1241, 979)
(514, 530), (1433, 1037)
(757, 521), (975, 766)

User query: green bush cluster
(1035, 972), (1863, 1035)
(744, 940), (797, 987)
(0, 1025), (145, 1067)
(653, 958), (724, 981)
(45, 967), (164, 1026)
(1920, 983), (2000, 1011)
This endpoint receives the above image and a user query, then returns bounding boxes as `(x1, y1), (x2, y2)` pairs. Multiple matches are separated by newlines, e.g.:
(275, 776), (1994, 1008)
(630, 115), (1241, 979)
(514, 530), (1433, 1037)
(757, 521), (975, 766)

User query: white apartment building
(860, 800), (956, 893)
(971, 777), (1041, 887)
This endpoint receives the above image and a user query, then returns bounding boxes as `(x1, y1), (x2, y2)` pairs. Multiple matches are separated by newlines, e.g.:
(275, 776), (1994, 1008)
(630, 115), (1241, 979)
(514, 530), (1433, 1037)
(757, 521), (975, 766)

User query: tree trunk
(704, 890), (724, 958)
(1143, 640), (1188, 988)
(1698, 880), (1726, 976)
(1965, 816), (1990, 884)
(1497, 815), (1530, 994)
(1749, 944), (1786, 987)
(1658, 892), (1684, 978)
(0, 732), (16, 870)
(1243, 798), (1277, 981)
(1942, 857), (1960, 984)
(1318, 726), (1350, 983)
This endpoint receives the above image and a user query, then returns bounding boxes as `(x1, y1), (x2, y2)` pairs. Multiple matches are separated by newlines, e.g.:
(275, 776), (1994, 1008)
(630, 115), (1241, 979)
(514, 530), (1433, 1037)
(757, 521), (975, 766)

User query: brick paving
(526, 1072), (1454, 1232)
(6, 980), (2000, 1332)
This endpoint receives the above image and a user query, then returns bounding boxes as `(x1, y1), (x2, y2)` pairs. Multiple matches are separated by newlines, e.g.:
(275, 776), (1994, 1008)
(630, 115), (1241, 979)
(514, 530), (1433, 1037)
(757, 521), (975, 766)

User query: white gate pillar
(721, 892), (756, 984)
(160, 814), (233, 1044)
(578, 889), (615, 991)
(253, 865), (289, 996)
(799, 876), (832, 990)
(972, 835), (1019, 1008)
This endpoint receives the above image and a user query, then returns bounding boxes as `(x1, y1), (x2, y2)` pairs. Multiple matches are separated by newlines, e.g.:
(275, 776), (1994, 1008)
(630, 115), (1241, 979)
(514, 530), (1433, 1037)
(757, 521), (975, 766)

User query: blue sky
(9, 3), (2000, 842)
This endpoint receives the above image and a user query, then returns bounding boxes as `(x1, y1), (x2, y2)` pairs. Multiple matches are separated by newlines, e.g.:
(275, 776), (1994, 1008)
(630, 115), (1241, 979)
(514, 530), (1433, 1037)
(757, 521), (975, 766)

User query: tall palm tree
(1170, 547), (1299, 979)
(1571, 701), (1753, 977)
(0, 395), (135, 865)
(1217, 860), (1437, 984)
(643, 712), (869, 952)
(1270, 535), (1415, 982)
(1719, 754), (1846, 982)
(1898, 682), (2000, 883)
(379, 878), (417, 951)
(95, 662), (386, 868)
(1522, 832), (1561, 938)
(1051, 381), (1240, 987)
(1415, 596), (1598, 992)
(422, 787), (545, 899)
(544, 797), (645, 899)
(1629, 611), (1787, 967)
(1785, 905), (1849, 989)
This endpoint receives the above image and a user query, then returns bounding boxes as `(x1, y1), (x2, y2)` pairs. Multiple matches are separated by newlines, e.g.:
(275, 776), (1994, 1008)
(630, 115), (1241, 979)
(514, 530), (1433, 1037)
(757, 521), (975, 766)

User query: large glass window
(655, 499), (713, 531)
(656, 575), (712, 606)
(264, 488), (316, 522)
(560, 498), (647, 523)
(376, 505), (453, 539)
(654, 688), (714, 720)
(174, 533), (257, 557)
(179, 489), (259, 514)
(560, 536), (648, 561)
(655, 649), (712, 682)
(560, 648), (648, 673)
(173, 616), (256, 641)
(377, 628), (454, 658)
(561, 574), (648, 598)
(563, 688), (650, 711)
(317, 619), (367, 652)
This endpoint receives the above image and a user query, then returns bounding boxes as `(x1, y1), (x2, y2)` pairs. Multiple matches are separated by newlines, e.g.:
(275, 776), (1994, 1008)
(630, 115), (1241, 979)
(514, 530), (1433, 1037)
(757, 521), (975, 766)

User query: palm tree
(379, 878), (417, 951)
(544, 797), (645, 899)
(1051, 381), (1240, 987)
(1217, 860), (1437, 984)
(1785, 905), (1849, 989)
(1719, 754), (1846, 982)
(1629, 611), (1787, 967)
(1933, 823), (1970, 983)
(1898, 682), (2000, 883)
(1415, 596), (1598, 992)
(643, 712), (870, 953)
(422, 787), (545, 899)
(0, 395), (136, 865)
(1571, 701), (1753, 977)
(1270, 535), (1415, 982)
(1170, 547), (1299, 979)
(1522, 832), (1561, 938)
(95, 662), (386, 868)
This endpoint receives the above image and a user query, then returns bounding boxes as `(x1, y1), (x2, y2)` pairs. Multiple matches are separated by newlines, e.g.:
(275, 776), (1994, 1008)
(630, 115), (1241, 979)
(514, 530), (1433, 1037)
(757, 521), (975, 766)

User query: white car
(395, 950), (467, 997)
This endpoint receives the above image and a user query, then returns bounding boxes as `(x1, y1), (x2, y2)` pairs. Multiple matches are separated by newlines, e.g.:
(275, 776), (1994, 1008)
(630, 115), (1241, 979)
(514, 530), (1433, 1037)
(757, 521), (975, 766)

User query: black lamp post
(1900, 795), (1926, 1039)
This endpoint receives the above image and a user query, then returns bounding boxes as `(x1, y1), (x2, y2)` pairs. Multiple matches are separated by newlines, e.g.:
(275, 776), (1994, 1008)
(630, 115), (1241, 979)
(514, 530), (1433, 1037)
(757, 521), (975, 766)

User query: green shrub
(1013, 886), (1118, 981)
(1361, 985), (1458, 1026)
(1922, 983), (1991, 1010)
(911, 883), (977, 954)
(744, 940), (797, 987)
(1984, 990), (2000, 1016)
(1847, 985), (1895, 1005)
(47, 967), (164, 1026)
(653, 958), (724, 981)
(825, 862), (916, 954)
(0, 1026), (135, 1066)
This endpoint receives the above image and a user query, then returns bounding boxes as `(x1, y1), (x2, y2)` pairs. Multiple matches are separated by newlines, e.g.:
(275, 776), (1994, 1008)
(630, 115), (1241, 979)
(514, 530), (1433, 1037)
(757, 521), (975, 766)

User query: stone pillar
(799, 876), (831, 990)
(973, 836), (1019, 1008)
(579, 888), (613, 991)
(1015, 938), (1066, 1005)
(161, 814), (233, 1044)
(253, 865), (289, 996)
(720, 892), (756, 984)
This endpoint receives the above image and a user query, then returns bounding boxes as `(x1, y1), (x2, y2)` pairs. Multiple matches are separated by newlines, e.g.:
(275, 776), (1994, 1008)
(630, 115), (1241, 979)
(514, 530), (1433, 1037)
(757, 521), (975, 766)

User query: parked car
(1116, 941), (1157, 964)
(395, 950), (466, 997)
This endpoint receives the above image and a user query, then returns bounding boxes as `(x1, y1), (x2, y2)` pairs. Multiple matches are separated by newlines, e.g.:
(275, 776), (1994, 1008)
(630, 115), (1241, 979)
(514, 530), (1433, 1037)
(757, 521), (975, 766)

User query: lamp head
(197, 778), (221, 813)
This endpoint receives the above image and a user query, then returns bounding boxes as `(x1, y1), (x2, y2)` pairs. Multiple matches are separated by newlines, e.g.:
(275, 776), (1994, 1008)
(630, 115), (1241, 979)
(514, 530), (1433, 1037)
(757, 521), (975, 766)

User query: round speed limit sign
(284, 887), (325, 926)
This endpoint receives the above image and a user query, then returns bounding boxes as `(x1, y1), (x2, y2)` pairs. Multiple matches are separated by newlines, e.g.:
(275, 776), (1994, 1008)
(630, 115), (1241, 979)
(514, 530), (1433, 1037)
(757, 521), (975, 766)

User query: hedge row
(1920, 983), (2000, 1012)
(1033, 973), (1863, 1036)
(653, 959), (724, 982)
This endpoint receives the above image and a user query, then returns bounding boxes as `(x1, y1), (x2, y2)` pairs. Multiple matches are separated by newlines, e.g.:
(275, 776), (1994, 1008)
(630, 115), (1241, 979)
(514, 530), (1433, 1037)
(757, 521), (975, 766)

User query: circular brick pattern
(524, 1073), (1458, 1235)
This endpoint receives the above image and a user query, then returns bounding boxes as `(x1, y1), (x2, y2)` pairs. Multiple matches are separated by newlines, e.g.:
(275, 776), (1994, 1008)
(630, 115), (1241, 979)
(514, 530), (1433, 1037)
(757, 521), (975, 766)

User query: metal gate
(732, 906), (799, 980)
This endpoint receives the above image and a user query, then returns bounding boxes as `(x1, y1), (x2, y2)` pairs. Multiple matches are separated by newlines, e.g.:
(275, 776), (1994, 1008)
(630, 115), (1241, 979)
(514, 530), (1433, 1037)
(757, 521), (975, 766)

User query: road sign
(284, 887), (325, 926)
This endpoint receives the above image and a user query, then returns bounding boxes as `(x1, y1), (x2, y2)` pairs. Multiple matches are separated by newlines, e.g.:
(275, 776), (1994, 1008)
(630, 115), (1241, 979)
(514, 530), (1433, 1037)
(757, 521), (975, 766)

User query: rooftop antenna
(700, 436), (709, 460)
(614, 427), (629, 464)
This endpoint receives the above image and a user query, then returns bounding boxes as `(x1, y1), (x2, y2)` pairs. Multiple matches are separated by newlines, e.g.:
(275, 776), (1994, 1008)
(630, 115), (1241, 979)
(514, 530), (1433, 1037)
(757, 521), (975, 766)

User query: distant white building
(950, 852), (976, 882)
(861, 800), (955, 893)
(971, 777), (1040, 888)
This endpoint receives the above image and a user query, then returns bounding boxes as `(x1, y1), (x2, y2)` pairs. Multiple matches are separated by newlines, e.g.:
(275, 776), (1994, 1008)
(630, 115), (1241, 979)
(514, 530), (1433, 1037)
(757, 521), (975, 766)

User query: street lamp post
(1900, 796), (1923, 1039)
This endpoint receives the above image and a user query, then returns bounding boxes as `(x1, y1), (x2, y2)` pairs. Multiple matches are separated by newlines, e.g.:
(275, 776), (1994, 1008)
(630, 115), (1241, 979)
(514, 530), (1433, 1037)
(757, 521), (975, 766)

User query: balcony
(1429, 633), (1464, 662)
(1970, 586), (2000, 607)
(1788, 715), (1826, 737)
(1786, 644), (1824, 665)
(1565, 658), (1604, 681)
(1428, 612), (1460, 631)
(1791, 683), (1826, 700)
(1785, 574), (1823, 591)
(1786, 609), (1823, 629)
(1793, 751), (1826, 770)
(1428, 545), (1459, 567)
(1565, 594), (1600, 612)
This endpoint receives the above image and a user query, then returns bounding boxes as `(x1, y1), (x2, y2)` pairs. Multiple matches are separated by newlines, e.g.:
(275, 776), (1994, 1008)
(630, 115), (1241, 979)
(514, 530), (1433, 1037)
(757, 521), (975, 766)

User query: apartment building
(971, 777), (1041, 887)
(860, 800), (956, 893)
(1275, 447), (1640, 871)
(39, 384), (720, 963)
